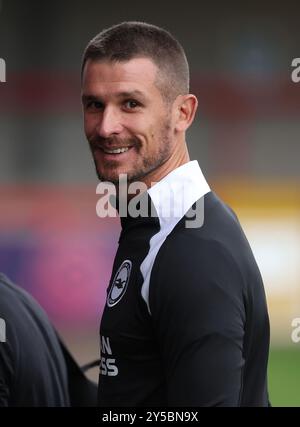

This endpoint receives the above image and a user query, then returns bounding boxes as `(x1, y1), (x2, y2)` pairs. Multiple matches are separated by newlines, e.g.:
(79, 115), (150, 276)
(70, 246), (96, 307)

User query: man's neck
(115, 142), (190, 202)
(142, 146), (190, 190)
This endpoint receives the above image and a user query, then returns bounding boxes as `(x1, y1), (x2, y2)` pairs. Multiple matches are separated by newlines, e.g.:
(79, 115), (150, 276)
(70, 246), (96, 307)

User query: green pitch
(268, 347), (300, 407)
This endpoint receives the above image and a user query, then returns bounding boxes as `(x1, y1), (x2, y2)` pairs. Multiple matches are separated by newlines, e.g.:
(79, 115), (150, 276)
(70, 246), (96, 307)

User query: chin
(99, 169), (128, 182)
(97, 171), (124, 184)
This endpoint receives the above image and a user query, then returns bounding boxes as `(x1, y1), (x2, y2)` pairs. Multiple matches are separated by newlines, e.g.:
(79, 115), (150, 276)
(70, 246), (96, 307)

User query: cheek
(145, 120), (159, 139)
(84, 114), (97, 136)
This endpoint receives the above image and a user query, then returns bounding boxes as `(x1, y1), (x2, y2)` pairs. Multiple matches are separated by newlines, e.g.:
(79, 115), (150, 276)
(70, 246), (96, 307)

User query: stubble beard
(92, 119), (173, 186)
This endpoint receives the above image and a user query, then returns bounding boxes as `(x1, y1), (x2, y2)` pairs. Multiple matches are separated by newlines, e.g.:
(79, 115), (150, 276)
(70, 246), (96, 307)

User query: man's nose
(96, 106), (123, 138)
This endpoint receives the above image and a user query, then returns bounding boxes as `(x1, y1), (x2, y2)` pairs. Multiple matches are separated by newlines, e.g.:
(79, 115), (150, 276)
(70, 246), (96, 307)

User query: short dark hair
(82, 21), (189, 103)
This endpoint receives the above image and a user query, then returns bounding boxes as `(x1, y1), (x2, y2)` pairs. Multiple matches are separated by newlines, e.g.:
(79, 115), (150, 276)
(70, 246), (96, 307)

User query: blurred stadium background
(0, 0), (299, 406)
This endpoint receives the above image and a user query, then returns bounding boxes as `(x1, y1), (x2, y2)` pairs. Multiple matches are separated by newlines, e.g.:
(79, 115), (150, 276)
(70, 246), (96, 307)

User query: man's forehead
(81, 58), (164, 101)
(83, 57), (159, 84)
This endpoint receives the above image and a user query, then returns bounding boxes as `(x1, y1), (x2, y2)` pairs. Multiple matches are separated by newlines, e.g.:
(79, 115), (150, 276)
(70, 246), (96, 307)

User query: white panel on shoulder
(140, 161), (210, 314)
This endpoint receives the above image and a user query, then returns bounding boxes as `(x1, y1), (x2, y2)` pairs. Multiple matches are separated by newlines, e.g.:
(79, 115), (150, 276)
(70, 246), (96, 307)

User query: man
(81, 21), (270, 406)
(0, 273), (97, 406)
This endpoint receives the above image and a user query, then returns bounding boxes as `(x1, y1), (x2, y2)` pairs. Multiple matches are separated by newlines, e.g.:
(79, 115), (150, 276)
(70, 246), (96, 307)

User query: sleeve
(149, 236), (247, 406)
(0, 340), (14, 407)
(0, 293), (16, 407)
(0, 379), (9, 406)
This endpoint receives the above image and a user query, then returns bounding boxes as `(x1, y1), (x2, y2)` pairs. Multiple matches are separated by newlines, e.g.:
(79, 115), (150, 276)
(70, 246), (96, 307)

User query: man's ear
(174, 94), (198, 132)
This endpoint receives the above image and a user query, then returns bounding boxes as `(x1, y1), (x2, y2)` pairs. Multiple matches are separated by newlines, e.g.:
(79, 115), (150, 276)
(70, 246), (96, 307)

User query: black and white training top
(99, 160), (270, 407)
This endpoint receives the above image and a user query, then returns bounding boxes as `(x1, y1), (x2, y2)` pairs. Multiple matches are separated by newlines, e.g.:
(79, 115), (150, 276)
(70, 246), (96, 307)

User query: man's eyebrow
(81, 90), (147, 104)
(116, 90), (147, 101)
(81, 94), (101, 103)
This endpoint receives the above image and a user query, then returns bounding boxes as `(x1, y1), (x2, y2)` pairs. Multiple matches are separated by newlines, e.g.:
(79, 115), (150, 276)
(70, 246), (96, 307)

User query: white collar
(147, 160), (210, 225)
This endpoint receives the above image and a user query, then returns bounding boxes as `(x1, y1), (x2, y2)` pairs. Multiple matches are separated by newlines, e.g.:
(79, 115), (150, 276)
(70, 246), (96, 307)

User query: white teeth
(103, 147), (130, 154)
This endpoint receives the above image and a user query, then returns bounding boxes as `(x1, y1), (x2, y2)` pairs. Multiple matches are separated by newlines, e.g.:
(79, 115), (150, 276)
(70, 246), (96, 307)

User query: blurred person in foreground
(0, 273), (70, 406)
(0, 273), (97, 406)
(81, 21), (270, 406)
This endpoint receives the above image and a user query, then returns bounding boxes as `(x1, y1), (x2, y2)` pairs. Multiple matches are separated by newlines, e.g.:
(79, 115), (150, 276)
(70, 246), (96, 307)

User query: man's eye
(87, 101), (104, 110)
(124, 100), (139, 109)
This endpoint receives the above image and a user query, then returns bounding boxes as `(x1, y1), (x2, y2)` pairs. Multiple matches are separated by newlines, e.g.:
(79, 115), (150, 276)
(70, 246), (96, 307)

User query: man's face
(82, 57), (176, 184)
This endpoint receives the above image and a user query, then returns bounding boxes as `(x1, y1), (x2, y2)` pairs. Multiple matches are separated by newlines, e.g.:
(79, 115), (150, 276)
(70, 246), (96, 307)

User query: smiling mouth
(101, 146), (132, 154)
